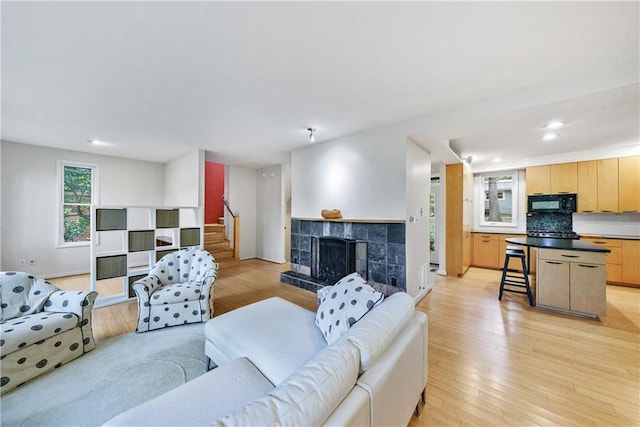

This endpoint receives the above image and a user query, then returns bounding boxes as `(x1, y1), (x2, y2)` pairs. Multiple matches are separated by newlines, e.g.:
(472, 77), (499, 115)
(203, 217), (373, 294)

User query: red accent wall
(205, 161), (225, 224)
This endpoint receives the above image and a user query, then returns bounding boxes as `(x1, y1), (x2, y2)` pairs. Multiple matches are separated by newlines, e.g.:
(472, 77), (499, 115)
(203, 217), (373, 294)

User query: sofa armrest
(46, 290), (99, 352)
(132, 275), (162, 302)
(355, 311), (428, 427)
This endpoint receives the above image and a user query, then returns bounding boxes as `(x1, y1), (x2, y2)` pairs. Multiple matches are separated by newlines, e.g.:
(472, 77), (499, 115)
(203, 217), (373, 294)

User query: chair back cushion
(0, 272), (59, 321)
(149, 248), (216, 285)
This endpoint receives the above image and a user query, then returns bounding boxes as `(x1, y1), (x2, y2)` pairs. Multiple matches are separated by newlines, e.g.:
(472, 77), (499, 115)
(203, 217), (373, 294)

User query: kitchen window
(58, 161), (98, 247)
(478, 171), (519, 227)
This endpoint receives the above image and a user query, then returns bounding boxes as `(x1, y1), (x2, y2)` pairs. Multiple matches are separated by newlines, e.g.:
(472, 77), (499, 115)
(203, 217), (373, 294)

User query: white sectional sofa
(105, 290), (428, 426)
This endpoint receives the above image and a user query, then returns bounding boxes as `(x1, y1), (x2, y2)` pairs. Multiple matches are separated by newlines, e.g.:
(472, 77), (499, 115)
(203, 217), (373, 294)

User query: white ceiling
(2, 1), (639, 171)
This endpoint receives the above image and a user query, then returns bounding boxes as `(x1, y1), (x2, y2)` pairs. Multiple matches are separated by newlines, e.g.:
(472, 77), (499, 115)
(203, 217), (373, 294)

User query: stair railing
(223, 198), (240, 259)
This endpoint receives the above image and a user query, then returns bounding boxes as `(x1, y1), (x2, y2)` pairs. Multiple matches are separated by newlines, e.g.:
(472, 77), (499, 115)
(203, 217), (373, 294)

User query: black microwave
(528, 194), (577, 214)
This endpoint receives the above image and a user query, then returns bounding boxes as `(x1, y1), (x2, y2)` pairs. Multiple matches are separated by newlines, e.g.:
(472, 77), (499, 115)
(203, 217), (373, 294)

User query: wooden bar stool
(499, 248), (533, 305)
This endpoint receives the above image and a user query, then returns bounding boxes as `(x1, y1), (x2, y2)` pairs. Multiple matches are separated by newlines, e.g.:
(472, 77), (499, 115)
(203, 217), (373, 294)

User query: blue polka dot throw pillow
(315, 272), (384, 345)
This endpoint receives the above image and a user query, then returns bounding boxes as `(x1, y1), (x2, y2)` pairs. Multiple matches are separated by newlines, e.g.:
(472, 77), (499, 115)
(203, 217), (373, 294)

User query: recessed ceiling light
(88, 139), (107, 146)
(493, 157), (501, 162)
(543, 133), (558, 141)
(546, 121), (564, 129)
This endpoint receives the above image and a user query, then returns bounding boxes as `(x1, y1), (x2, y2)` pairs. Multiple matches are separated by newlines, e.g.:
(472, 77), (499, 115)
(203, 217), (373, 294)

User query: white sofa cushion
(315, 273), (383, 345)
(103, 357), (274, 427)
(204, 297), (327, 385)
(216, 339), (360, 427)
(341, 291), (415, 371)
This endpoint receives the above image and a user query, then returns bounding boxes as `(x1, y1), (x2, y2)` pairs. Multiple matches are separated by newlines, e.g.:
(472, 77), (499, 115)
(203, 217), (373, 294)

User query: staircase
(204, 224), (236, 268)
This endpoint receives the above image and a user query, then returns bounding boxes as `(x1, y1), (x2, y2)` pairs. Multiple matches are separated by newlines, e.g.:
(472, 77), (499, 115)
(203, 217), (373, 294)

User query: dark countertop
(579, 234), (640, 240)
(505, 237), (611, 253)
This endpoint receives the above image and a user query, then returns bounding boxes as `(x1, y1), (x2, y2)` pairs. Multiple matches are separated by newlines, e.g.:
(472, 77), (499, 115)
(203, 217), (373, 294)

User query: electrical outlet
(28, 258), (37, 265)
(18, 259), (26, 266)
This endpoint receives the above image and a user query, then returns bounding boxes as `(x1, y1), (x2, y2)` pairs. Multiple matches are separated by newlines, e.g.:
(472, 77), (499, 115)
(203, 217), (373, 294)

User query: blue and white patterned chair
(0, 271), (97, 395)
(133, 248), (217, 333)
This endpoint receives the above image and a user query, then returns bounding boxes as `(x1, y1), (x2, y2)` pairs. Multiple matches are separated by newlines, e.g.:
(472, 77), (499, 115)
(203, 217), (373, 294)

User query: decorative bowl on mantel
(321, 209), (342, 219)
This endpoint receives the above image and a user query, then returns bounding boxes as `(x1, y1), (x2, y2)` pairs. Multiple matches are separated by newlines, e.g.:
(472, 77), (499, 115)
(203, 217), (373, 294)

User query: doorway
(430, 176), (441, 265)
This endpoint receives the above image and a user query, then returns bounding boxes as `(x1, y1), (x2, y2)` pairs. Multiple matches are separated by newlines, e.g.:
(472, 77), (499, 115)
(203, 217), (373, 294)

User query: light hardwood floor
(50, 260), (640, 426)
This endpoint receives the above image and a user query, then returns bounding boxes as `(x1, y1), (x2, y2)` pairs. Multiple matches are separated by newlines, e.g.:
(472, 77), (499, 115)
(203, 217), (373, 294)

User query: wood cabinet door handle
(545, 261), (563, 265)
(561, 254), (579, 258)
(578, 264), (598, 268)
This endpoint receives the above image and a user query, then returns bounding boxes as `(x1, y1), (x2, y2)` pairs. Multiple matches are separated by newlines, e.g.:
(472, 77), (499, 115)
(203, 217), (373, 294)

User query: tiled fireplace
(280, 219), (406, 296)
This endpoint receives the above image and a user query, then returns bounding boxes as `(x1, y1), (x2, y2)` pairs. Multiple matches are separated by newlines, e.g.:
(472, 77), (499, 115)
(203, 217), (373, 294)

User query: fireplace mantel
(293, 217), (405, 224)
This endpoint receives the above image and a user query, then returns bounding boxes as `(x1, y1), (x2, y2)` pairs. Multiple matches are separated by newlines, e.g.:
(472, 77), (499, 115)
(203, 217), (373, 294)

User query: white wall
(405, 139), (431, 300)
(228, 165), (257, 260)
(1, 142), (165, 276)
(256, 165), (286, 263)
(292, 126), (406, 220)
(0, 142), (3, 269)
(165, 150), (202, 207)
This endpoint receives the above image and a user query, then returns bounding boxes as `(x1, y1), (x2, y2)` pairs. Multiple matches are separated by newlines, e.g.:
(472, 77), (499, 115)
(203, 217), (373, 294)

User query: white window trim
(478, 170), (519, 228)
(57, 160), (99, 248)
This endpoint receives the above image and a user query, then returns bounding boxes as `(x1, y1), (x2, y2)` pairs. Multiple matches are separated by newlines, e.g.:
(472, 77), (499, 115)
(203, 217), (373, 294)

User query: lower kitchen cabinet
(622, 239), (640, 285)
(570, 262), (607, 315)
(582, 237), (639, 287)
(471, 233), (534, 272)
(582, 237), (622, 283)
(472, 234), (499, 269)
(536, 248), (606, 317)
(537, 257), (570, 309)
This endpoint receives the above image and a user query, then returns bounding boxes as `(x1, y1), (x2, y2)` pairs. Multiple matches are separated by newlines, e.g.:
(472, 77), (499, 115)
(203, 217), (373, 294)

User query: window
(485, 191), (505, 201)
(59, 162), (97, 246)
(479, 171), (519, 227)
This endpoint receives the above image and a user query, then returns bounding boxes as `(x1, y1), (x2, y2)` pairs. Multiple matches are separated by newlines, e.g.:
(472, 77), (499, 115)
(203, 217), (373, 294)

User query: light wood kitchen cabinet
(550, 162), (577, 194)
(597, 158), (618, 213)
(497, 234), (536, 273)
(526, 165), (550, 195)
(581, 237), (622, 283)
(472, 234), (500, 269)
(446, 163), (473, 277)
(618, 156), (640, 213)
(577, 160), (598, 213)
(537, 248), (606, 316)
(622, 239), (640, 286)
(570, 262), (607, 315)
(537, 257), (570, 310)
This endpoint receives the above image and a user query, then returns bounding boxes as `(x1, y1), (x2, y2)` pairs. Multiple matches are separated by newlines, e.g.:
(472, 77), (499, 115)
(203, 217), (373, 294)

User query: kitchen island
(505, 237), (611, 318)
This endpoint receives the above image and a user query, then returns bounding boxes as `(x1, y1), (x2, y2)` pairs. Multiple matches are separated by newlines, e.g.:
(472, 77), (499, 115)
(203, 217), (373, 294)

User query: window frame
(57, 160), (99, 248)
(478, 170), (519, 228)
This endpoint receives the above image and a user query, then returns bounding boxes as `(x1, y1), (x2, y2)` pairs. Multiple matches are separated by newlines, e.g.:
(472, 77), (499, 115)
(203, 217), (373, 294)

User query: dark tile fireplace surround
(280, 219), (406, 296)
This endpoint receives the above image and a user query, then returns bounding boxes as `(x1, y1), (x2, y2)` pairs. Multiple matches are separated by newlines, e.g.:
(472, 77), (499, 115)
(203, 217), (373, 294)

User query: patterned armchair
(0, 272), (97, 395)
(133, 248), (217, 333)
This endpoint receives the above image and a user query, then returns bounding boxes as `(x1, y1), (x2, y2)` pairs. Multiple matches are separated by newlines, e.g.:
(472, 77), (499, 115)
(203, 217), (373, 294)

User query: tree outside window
(61, 164), (95, 244)
(481, 172), (518, 226)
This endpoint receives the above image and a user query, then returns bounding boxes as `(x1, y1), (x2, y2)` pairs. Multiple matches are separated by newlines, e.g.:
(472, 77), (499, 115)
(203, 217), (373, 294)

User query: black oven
(528, 194), (577, 214)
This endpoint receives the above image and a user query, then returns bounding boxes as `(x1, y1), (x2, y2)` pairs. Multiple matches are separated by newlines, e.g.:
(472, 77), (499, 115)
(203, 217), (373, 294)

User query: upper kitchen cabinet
(597, 158), (619, 213)
(526, 165), (550, 195)
(619, 155), (640, 213)
(526, 162), (577, 195)
(550, 162), (577, 194)
(577, 160), (598, 213)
